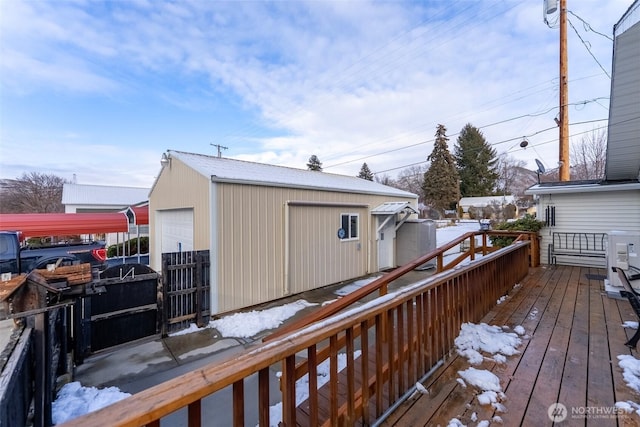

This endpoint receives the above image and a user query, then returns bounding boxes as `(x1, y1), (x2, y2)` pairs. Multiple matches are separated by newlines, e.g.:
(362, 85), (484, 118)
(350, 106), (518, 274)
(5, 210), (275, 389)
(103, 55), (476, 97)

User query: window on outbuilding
(340, 213), (359, 240)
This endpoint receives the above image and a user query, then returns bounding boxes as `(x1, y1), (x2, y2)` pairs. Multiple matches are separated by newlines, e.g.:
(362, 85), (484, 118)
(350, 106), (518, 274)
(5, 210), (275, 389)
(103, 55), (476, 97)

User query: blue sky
(0, 0), (632, 188)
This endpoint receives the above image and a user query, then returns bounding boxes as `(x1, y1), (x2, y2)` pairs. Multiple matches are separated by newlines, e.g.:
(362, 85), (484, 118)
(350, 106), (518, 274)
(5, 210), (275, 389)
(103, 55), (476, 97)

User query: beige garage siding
(214, 182), (416, 313)
(287, 203), (369, 295)
(149, 157), (211, 271)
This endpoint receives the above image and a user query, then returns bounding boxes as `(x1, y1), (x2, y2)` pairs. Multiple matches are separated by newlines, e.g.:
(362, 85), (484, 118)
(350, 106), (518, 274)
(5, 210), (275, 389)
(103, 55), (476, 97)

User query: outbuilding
(149, 150), (418, 314)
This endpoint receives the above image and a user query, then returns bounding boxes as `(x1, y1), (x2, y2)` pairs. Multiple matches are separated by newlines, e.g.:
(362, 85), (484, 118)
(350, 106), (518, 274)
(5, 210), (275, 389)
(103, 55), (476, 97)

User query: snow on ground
(334, 275), (382, 296)
(449, 321), (526, 426)
(616, 355), (640, 416)
(455, 322), (524, 365)
(623, 321), (639, 329)
(52, 382), (130, 425)
(618, 355), (640, 394)
(170, 299), (317, 338)
(436, 220), (483, 247)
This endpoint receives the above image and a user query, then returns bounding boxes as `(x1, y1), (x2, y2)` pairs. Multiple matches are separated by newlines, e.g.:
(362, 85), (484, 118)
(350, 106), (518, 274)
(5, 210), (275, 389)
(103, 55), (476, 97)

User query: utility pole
(559, 0), (570, 181)
(210, 143), (228, 158)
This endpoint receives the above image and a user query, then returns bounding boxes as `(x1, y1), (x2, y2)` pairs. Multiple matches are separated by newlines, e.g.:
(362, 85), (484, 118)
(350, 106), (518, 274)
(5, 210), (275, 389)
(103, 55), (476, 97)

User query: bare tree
(495, 155), (537, 197)
(393, 164), (428, 200)
(0, 172), (68, 213)
(570, 129), (606, 180)
(374, 173), (395, 186)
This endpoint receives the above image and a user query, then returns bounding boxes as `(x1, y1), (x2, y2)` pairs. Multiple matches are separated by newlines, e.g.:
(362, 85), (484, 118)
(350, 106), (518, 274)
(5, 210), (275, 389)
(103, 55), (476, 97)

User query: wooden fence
(161, 250), (211, 335)
(60, 241), (530, 426)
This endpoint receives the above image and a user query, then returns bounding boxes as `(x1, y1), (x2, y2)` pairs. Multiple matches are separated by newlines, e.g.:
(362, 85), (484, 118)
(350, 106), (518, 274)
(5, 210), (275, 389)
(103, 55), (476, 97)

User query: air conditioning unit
(605, 230), (640, 297)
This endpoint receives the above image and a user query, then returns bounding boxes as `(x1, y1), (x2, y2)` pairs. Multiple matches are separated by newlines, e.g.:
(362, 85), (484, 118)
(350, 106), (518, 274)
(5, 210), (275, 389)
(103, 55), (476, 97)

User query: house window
(340, 213), (359, 240)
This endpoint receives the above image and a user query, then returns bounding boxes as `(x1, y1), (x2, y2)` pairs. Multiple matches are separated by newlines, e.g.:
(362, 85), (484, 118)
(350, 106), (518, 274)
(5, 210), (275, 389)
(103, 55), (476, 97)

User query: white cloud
(0, 0), (633, 185)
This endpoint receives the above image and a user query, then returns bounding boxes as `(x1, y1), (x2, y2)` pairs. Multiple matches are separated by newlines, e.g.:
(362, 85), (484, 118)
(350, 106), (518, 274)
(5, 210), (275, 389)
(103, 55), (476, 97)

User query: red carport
(0, 212), (130, 238)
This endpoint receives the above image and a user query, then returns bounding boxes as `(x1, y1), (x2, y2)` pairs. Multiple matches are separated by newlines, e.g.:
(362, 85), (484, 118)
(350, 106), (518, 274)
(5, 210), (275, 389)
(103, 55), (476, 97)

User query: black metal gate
(74, 263), (160, 363)
(161, 250), (210, 334)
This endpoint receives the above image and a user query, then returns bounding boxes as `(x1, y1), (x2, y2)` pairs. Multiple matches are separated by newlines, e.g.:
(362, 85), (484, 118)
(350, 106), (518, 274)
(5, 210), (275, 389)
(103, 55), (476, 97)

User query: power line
(324, 98), (608, 169)
(567, 10), (614, 41)
(567, 17), (611, 78)
(371, 117), (614, 175)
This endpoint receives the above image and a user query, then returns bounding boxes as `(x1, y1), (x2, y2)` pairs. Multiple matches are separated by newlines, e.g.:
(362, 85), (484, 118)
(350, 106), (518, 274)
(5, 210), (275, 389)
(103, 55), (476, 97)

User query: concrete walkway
(73, 269), (435, 396)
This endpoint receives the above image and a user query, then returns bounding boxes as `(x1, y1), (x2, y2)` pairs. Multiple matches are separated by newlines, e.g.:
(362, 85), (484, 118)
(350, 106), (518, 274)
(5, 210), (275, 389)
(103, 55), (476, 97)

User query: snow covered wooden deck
(381, 265), (640, 426)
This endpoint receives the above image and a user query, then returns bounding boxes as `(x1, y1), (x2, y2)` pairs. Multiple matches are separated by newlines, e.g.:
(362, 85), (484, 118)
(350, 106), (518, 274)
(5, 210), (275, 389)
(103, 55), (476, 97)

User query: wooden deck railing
(60, 240), (530, 427)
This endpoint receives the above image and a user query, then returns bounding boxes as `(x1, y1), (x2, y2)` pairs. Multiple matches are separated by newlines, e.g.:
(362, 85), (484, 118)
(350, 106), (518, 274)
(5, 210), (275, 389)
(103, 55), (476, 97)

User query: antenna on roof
(210, 143), (228, 158)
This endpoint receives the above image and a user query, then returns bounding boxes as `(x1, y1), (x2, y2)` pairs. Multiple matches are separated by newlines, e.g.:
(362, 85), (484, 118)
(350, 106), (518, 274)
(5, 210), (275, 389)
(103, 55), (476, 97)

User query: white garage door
(158, 209), (194, 254)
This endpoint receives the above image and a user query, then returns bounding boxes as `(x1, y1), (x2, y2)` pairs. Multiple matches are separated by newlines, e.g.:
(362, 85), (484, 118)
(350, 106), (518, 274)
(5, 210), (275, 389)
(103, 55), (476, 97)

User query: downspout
(367, 210), (371, 273)
(210, 178), (219, 314)
(283, 201), (290, 295)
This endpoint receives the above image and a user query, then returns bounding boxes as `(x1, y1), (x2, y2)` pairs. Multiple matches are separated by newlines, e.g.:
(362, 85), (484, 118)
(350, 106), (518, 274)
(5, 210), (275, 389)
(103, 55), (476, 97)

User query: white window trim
(340, 213), (360, 242)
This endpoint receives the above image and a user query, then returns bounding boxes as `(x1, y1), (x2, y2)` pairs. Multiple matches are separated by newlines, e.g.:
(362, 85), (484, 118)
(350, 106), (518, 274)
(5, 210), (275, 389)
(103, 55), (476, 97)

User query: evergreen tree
(357, 163), (374, 181)
(422, 124), (460, 214)
(454, 123), (499, 196)
(306, 155), (323, 171)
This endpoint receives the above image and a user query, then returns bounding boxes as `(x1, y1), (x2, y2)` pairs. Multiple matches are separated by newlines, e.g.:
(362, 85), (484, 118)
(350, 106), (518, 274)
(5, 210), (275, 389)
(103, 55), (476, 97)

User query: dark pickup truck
(0, 231), (107, 275)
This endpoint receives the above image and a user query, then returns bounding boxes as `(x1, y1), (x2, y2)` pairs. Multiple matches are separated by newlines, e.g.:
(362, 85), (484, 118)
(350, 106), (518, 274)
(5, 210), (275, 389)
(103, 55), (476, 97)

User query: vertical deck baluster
(188, 400), (201, 427)
(232, 380), (244, 426)
(258, 368), (270, 427)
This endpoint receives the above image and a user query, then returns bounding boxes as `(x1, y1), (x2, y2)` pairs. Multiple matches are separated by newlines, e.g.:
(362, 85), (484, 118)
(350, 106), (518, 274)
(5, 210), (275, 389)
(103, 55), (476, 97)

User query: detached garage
(149, 150), (418, 315)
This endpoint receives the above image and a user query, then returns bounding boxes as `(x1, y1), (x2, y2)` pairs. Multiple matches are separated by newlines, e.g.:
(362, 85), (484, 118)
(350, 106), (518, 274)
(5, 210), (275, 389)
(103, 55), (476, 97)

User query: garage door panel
(159, 209), (194, 253)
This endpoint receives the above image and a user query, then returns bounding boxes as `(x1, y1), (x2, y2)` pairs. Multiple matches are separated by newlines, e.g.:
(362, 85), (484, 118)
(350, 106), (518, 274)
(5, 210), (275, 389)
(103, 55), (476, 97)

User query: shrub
(107, 236), (149, 257)
(490, 214), (545, 248)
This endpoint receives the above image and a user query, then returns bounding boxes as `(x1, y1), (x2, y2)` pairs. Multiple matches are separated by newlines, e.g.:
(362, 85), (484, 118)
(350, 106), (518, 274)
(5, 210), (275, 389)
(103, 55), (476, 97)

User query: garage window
(340, 213), (359, 241)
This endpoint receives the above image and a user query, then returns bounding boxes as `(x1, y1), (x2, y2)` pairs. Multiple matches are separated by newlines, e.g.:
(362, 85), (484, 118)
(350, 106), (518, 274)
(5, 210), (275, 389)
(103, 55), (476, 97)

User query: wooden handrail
(60, 242), (531, 427)
(265, 230), (537, 342)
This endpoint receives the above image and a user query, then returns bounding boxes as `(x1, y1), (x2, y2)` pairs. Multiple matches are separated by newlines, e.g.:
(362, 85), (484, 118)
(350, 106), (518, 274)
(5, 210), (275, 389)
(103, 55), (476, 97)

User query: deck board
(383, 265), (640, 427)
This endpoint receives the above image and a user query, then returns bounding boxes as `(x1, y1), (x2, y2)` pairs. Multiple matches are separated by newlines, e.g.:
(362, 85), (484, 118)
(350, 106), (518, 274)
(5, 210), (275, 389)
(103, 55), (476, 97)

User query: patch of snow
(446, 418), (466, 427)
(458, 367), (502, 393)
(528, 308), (539, 319)
(458, 367), (506, 407)
(492, 401), (507, 412)
(615, 400), (640, 416)
(415, 382), (429, 394)
(513, 325), (525, 335)
(457, 378), (467, 388)
(470, 412), (478, 421)
(477, 421), (490, 427)
(52, 382), (130, 425)
(496, 295), (508, 305)
(170, 299), (318, 338)
(334, 276), (381, 296)
(455, 323), (522, 364)
(618, 354), (640, 393)
(622, 321), (639, 329)
(493, 415), (504, 423)
(477, 390), (499, 405)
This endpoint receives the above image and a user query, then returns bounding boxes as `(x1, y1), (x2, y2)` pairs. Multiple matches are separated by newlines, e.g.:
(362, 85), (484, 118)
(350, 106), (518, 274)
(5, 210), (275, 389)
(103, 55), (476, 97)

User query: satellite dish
(535, 159), (546, 184)
(520, 139), (529, 148)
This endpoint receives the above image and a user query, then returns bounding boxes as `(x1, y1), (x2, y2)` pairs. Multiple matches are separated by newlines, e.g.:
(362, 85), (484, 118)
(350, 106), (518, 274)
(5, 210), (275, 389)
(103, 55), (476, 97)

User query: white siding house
(527, 182), (640, 267)
(149, 151), (419, 315)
